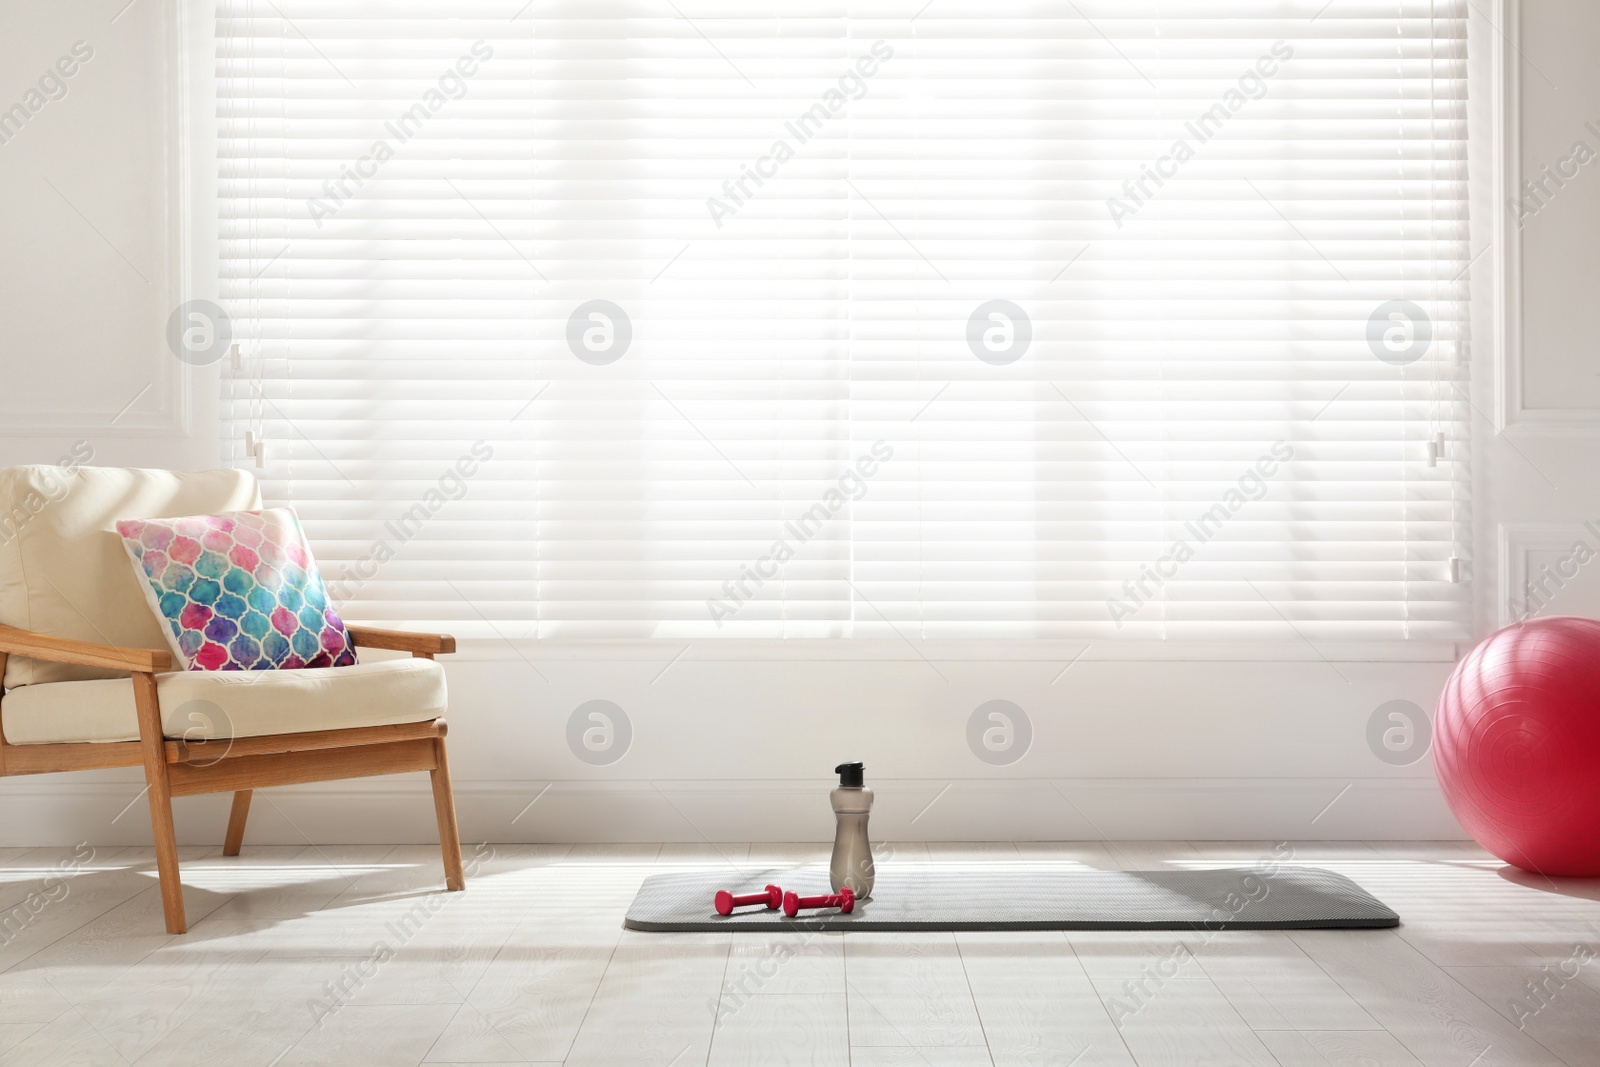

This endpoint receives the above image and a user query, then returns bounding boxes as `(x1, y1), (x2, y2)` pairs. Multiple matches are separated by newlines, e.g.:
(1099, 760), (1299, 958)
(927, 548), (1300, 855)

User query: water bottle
(829, 761), (875, 898)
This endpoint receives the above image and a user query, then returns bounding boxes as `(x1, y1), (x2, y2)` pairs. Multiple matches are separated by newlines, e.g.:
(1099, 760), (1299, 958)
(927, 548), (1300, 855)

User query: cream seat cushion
(0, 658), (446, 745)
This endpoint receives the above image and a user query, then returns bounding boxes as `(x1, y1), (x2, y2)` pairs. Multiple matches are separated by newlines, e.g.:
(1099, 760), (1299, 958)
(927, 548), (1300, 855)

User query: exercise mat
(624, 865), (1398, 932)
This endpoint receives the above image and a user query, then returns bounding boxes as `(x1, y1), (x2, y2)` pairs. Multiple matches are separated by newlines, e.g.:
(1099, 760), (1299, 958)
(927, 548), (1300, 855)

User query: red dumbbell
(714, 884), (784, 916)
(782, 886), (855, 917)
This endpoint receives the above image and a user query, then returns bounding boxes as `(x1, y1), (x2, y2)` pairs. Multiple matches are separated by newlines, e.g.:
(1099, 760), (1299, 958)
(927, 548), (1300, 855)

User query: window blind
(216, 0), (1471, 642)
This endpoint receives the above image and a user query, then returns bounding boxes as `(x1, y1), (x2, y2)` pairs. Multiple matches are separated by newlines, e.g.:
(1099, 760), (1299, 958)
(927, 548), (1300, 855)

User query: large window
(217, 1), (1470, 642)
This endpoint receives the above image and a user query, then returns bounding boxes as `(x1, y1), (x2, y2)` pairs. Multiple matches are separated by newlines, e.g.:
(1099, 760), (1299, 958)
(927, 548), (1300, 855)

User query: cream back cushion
(0, 466), (261, 688)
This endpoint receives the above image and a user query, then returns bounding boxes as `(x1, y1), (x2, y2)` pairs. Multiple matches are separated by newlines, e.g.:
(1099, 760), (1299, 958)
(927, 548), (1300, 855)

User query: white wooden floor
(1, 840), (1597, 1066)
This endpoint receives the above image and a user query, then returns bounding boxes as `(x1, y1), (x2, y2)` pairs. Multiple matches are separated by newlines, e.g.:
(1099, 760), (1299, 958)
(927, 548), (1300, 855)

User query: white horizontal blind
(216, 1), (1471, 641)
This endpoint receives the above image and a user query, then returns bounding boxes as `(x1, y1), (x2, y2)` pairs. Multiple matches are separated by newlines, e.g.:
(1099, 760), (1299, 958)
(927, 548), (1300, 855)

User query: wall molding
(0, 0), (192, 440)
(0, 776), (1466, 848)
(1497, 521), (1599, 627)
(1494, 0), (1600, 435)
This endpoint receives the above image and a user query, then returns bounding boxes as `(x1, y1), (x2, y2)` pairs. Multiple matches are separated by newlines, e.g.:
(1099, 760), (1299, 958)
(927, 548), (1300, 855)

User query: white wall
(0, 0), (216, 474)
(1491, 0), (1600, 646)
(3, 0), (1596, 847)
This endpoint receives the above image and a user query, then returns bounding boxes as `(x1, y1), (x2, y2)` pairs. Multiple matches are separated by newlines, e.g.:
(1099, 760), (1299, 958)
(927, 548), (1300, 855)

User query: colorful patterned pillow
(114, 508), (357, 671)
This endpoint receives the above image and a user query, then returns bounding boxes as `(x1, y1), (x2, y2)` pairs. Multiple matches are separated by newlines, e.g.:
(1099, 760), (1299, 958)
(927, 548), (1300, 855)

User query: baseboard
(0, 775), (1465, 847)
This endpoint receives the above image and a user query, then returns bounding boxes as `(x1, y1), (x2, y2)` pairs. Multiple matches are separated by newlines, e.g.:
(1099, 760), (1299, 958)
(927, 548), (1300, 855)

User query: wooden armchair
(0, 466), (464, 933)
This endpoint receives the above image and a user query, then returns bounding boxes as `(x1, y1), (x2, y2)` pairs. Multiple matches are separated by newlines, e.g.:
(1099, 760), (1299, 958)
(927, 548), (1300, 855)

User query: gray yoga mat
(624, 865), (1398, 932)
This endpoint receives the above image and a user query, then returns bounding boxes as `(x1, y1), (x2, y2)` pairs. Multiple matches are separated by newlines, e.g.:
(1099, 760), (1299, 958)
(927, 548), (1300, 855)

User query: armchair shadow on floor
(0, 465), (464, 934)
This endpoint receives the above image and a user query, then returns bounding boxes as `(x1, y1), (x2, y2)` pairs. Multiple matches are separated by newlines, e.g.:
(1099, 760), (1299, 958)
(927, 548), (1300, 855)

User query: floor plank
(1102, 841), (1202, 872)
(425, 914), (617, 1062)
(1191, 930), (1382, 1031)
(0, 1012), (127, 1067)
(1290, 929), (1567, 1067)
(0, 840), (1592, 1067)
(1088, 973), (1278, 1066)
(561, 934), (729, 1067)
(1445, 965), (1600, 1067)
(848, 1048), (993, 1067)
(724, 930), (845, 996)
(1256, 1029), (1427, 1066)
(957, 931), (1135, 1066)
(845, 932), (987, 1047)
(1011, 841), (1124, 870)
(707, 993), (849, 1067)
(276, 1003), (458, 1067)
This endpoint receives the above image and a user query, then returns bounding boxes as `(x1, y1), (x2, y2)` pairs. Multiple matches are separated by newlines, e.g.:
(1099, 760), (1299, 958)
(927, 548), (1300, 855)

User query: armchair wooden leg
(430, 736), (465, 891)
(133, 672), (186, 934)
(223, 789), (252, 857)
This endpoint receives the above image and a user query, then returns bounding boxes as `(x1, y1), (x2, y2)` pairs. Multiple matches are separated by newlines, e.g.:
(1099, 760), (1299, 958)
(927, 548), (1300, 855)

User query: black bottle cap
(835, 761), (864, 788)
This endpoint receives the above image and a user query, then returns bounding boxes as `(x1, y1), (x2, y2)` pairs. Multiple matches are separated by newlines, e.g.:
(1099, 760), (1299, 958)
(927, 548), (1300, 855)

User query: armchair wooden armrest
(346, 625), (456, 657)
(0, 623), (171, 674)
